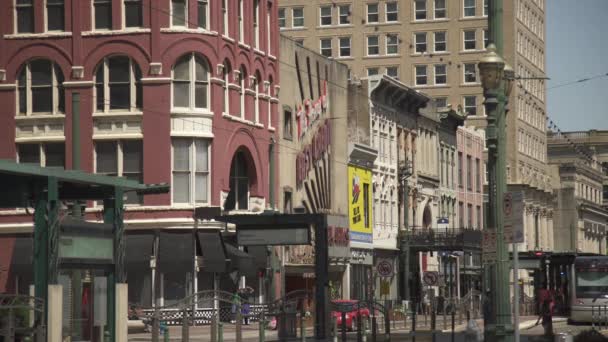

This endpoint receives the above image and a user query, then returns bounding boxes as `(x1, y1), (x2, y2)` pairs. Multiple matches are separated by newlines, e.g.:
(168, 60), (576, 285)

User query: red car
(332, 300), (371, 331)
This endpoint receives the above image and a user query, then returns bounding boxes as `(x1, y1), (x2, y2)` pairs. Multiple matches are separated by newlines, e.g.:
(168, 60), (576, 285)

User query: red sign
(328, 226), (349, 247)
(296, 80), (328, 139)
(295, 120), (332, 187)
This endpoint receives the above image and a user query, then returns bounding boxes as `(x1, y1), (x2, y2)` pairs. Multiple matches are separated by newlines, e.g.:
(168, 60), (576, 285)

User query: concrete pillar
(342, 264), (351, 299)
(546, 213), (554, 250)
(116, 283), (128, 342)
(525, 208), (533, 250)
(540, 210), (547, 250)
(48, 284), (63, 342)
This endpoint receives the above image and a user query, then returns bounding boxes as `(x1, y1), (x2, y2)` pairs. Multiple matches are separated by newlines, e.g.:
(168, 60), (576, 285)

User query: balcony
(402, 228), (482, 252)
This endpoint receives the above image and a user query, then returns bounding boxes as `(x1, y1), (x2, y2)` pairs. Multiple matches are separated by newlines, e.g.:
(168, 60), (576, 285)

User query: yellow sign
(348, 166), (373, 243)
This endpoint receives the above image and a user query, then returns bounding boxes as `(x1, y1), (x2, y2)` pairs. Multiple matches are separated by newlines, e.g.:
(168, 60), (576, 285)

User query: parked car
(332, 300), (371, 331)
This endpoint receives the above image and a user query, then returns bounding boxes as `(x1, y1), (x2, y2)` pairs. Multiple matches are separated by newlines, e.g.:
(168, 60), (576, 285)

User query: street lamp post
(479, 26), (516, 342)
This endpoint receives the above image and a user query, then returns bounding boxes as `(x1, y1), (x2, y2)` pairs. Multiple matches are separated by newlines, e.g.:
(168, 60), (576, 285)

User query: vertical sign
(504, 191), (524, 243)
(348, 166), (373, 243)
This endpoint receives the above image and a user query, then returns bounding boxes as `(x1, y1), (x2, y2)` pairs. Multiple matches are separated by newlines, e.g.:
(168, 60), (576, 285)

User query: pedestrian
(242, 300), (251, 325)
(231, 291), (241, 324)
(423, 292), (431, 316)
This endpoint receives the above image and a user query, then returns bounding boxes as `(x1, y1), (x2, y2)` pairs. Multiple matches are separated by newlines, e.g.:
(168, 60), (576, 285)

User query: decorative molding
(71, 66), (84, 79)
(263, 80), (270, 92)
(216, 64), (225, 77)
(140, 77), (171, 85)
(248, 75), (257, 89)
(62, 80), (94, 88)
(209, 77), (224, 85)
(0, 83), (16, 90)
(233, 70), (241, 81)
(274, 85), (281, 97)
(149, 62), (163, 76)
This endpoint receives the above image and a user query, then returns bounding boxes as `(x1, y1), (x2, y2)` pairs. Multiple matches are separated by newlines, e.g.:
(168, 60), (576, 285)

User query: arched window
(223, 60), (232, 115)
(17, 60), (64, 116)
(239, 66), (247, 119)
(267, 75), (274, 127)
(225, 151), (249, 211)
(172, 54), (209, 111)
(254, 71), (262, 123)
(94, 56), (142, 113)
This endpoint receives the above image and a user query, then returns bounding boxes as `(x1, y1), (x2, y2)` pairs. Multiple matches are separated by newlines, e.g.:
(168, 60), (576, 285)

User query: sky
(546, 0), (608, 131)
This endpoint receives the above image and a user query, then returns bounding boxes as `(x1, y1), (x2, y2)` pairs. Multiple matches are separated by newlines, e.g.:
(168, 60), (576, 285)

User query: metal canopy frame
(0, 158), (169, 341)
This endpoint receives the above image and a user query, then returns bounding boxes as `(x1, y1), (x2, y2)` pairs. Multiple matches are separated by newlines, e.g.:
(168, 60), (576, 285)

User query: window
(339, 37), (351, 57)
(434, 0), (446, 19)
(17, 143), (65, 168)
(467, 204), (473, 227)
(386, 2), (398, 22)
(415, 32), (427, 53)
(320, 6), (332, 26)
(464, 0), (476, 17)
(253, 0), (259, 47)
(366, 3), (379, 23)
(225, 151), (250, 211)
(18, 60), (65, 115)
(94, 0), (112, 30)
(339, 5), (351, 24)
(47, 0), (65, 31)
(458, 152), (463, 187)
(295, 39), (304, 46)
(434, 31), (446, 52)
(367, 35), (379, 55)
(223, 0), (229, 33)
(464, 30), (476, 50)
(386, 66), (399, 79)
(367, 68), (379, 77)
(320, 38), (332, 57)
(415, 0), (427, 20)
(483, 29), (489, 48)
(464, 96), (477, 115)
(466, 155), (472, 190)
(195, 0), (208, 29)
(293, 7), (304, 27)
(363, 183), (370, 228)
(483, 0), (488, 16)
(171, 0), (187, 27)
(238, 67), (247, 117)
(283, 109), (293, 140)
(16, 0), (34, 33)
(172, 54), (209, 111)
(96, 140), (143, 204)
(464, 63), (477, 83)
(278, 8), (286, 28)
(222, 61), (231, 115)
(172, 139), (209, 205)
(435, 97), (447, 108)
(458, 202), (464, 227)
(124, 0), (142, 28)
(386, 34), (399, 55)
(434, 64), (447, 85)
(415, 65), (427, 85)
(238, 0), (244, 41)
(476, 206), (482, 229)
(476, 158), (481, 192)
(95, 56), (142, 113)
(283, 191), (293, 213)
(254, 72), (262, 123)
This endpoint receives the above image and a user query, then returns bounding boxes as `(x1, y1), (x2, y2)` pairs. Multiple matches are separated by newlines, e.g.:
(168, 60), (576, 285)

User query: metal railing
(0, 294), (46, 342)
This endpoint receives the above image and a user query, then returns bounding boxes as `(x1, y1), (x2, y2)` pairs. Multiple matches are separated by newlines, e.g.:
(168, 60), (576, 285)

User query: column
(525, 206), (534, 251)
(546, 211), (554, 250)
(540, 209), (548, 250)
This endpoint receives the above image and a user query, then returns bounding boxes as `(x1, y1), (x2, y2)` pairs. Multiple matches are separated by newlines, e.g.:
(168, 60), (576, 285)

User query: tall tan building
(278, 0), (553, 253)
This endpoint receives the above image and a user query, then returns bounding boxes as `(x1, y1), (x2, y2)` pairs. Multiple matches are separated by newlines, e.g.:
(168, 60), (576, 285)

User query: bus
(570, 256), (608, 322)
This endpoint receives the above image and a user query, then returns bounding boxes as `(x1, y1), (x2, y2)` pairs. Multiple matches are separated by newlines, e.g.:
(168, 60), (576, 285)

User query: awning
(126, 233), (154, 263)
(11, 234), (33, 269)
(197, 231), (228, 273)
(246, 246), (268, 270)
(158, 231), (193, 271)
(224, 243), (255, 276)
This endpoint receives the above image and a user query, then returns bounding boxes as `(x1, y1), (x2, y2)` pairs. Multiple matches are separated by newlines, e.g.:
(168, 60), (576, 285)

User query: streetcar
(570, 256), (608, 323)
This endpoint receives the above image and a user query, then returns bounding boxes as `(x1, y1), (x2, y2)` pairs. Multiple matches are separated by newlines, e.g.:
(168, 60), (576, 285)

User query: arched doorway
(224, 150), (252, 211)
(422, 203), (432, 229)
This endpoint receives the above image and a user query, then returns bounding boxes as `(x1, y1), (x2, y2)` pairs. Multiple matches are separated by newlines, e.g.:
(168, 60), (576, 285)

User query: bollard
(258, 312), (266, 342)
(385, 310), (391, 342)
(300, 310), (305, 342)
(333, 315), (338, 342)
(372, 315), (377, 342)
(236, 310), (242, 342)
(451, 308), (455, 342)
(218, 322), (224, 342)
(342, 312), (347, 342)
(182, 308), (190, 342)
(362, 317), (368, 342)
(211, 314), (218, 342)
(411, 307), (416, 342)
(152, 312), (160, 342)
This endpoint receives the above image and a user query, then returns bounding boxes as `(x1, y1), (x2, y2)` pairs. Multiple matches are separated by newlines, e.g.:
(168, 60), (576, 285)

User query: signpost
(377, 259), (394, 278)
(503, 191), (524, 342)
(482, 231), (497, 263)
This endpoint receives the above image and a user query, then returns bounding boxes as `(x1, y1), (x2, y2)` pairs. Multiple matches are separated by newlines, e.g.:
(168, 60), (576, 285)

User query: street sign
(376, 259), (394, 278)
(482, 230), (497, 263)
(504, 191), (524, 243)
(423, 271), (439, 286)
(237, 227), (311, 245)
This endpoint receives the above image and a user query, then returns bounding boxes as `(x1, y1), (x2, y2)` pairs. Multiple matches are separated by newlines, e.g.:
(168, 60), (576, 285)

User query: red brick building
(0, 0), (279, 309)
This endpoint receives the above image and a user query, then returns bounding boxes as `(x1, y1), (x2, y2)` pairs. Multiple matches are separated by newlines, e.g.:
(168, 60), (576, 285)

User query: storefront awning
(197, 231), (228, 273)
(246, 246), (269, 270)
(158, 231), (193, 271)
(225, 243), (255, 276)
(126, 233), (154, 263)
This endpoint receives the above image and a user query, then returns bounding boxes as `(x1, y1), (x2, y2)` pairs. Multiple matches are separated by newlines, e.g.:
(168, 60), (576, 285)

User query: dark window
(198, 0), (208, 28)
(96, 141), (118, 177)
(109, 57), (131, 110)
(16, 0), (34, 33)
(18, 144), (39, 164)
(30, 60), (53, 113)
(458, 152), (463, 188)
(47, 0), (65, 31)
(363, 183), (370, 228)
(94, 0), (112, 30)
(476, 158), (481, 192)
(467, 204), (473, 228)
(476, 206), (482, 229)
(283, 109), (293, 140)
(467, 155), (472, 190)
(225, 152), (250, 211)
(17, 60), (64, 115)
(96, 141), (143, 204)
(125, 0), (143, 28)
(172, 0), (187, 26)
(283, 191), (293, 213)
(122, 140), (143, 203)
(95, 67), (105, 111)
(45, 143), (65, 168)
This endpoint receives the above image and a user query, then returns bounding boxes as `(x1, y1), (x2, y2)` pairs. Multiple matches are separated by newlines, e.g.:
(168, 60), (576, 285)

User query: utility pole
(479, 0), (515, 341)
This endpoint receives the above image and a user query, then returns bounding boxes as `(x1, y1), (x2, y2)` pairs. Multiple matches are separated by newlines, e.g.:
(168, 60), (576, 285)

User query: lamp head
(478, 44), (505, 91)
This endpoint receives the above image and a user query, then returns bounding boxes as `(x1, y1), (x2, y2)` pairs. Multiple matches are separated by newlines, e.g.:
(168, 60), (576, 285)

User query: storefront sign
(296, 80), (328, 139)
(237, 227), (311, 246)
(348, 166), (373, 243)
(296, 120), (332, 188)
(327, 215), (350, 260)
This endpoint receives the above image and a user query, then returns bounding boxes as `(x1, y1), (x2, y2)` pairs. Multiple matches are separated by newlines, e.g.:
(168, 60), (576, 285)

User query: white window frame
(483, 29), (489, 49)
(254, 74), (261, 123)
(253, 0), (260, 47)
(320, 5), (332, 26)
(463, 95), (477, 115)
(339, 37), (351, 57)
(367, 35), (379, 56)
(124, 0), (143, 29)
(238, 0), (244, 42)
(94, 56), (141, 114)
(434, 64), (447, 85)
(435, 97), (447, 108)
(463, 30), (476, 50)
(292, 7), (304, 28)
(385, 2), (398, 22)
(222, 63), (231, 115)
(415, 32), (427, 54)
(483, 0), (488, 17)
(339, 4), (351, 25)
(223, 0), (230, 34)
(17, 60), (64, 116)
(386, 34), (399, 55)
(463, 0), (476, 17)
(171, 0), (188, 27)
(434, 31), (446, 52)
(15, 0), (35, 33)
(415, 65), (427, 86)
(414, 0), (427, 21)
(94, 140), (143, 205)
(171, 138), (211, 206)
(238, 68), (246, 119)
(278, 7), (286, 29)
(320, 38), (332, 57)
(171, 53), (210, 113)
(463, 63), (477, 84)
(434, 0), (446, 19)
(367, 3), (379, 23)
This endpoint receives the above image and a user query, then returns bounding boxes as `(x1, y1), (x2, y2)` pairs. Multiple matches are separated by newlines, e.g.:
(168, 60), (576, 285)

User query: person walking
(231, 292), (241, 324)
